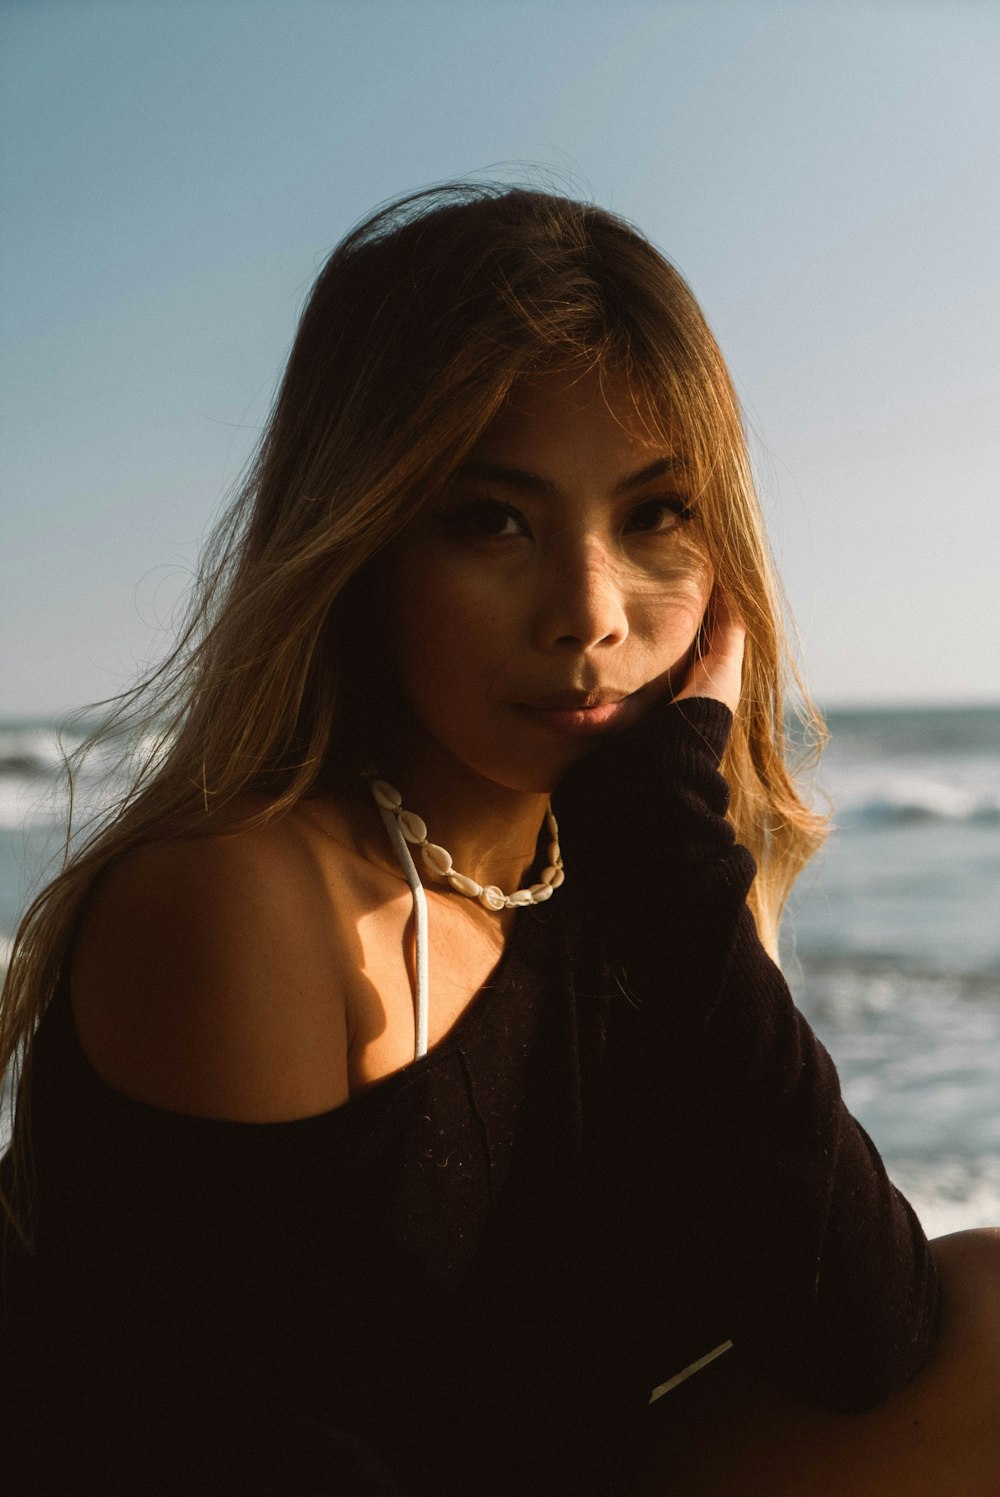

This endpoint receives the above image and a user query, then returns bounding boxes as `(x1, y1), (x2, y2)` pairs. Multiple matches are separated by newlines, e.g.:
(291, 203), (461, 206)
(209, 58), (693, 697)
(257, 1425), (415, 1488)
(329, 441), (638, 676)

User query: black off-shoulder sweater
(0, 700), (939, 1496)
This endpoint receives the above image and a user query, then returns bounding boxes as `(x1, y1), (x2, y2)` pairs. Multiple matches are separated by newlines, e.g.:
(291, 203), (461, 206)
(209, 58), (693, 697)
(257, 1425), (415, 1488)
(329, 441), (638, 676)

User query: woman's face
(384, 365), (714, 794)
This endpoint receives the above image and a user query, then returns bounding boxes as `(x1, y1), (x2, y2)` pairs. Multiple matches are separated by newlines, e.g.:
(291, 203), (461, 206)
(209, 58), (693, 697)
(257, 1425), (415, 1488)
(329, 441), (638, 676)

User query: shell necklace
(363, 772), (565, 1061)
(365, 772), (565, 910)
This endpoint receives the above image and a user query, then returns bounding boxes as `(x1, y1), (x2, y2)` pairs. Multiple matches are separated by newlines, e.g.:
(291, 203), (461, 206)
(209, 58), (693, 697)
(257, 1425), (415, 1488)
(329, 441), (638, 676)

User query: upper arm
(70, 823), (351, 1121)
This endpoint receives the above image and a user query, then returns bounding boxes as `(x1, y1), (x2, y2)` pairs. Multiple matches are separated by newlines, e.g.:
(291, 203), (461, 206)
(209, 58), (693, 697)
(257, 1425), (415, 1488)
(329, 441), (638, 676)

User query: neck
(375, 729), (551, 896)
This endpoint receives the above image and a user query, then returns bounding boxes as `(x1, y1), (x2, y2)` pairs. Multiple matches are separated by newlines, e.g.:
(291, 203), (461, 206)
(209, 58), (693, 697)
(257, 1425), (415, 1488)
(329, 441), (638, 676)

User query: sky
(2, 0), (999, 716)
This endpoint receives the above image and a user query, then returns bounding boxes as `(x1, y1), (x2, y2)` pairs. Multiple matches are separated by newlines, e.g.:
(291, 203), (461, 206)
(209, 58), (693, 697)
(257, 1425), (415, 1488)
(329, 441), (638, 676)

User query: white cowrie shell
(365, 774), (564, 913)
(397, 810), (428, 844)
(371, 779), (403, 811)
(421, 843), (453, 877)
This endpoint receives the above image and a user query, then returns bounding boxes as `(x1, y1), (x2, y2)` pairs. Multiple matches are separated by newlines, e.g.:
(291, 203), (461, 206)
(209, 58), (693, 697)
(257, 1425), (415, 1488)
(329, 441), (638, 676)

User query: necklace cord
(366, 772), (565, 1064)
(375, 803), (430, 1060)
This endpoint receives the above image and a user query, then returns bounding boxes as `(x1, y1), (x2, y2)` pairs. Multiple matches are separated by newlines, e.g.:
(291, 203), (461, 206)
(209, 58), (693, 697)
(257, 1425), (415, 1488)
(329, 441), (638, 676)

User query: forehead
(471, 365), (678, 476)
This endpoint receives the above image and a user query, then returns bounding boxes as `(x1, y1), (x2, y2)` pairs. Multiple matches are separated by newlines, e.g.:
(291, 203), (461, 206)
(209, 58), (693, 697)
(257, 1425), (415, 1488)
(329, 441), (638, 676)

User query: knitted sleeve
(553, 697), (940, 1413)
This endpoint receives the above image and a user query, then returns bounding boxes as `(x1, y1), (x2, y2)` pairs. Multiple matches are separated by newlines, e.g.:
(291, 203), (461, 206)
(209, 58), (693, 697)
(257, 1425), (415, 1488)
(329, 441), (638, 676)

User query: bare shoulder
(70, 807), (354, 1121)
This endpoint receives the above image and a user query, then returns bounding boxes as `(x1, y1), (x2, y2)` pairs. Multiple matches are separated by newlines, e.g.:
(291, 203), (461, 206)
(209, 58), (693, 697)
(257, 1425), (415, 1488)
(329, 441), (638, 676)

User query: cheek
(387, 560), (515, 712)
(641, 545), (714, 654)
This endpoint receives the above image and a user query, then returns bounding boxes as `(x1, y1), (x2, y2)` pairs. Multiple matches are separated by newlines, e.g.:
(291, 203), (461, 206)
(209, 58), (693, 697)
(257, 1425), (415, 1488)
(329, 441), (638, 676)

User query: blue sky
(3, 0), (999, 714)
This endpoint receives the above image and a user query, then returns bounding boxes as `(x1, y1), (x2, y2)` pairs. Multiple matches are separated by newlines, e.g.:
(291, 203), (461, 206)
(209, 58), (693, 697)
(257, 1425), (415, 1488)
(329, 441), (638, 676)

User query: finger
(675, 586), (746, 713)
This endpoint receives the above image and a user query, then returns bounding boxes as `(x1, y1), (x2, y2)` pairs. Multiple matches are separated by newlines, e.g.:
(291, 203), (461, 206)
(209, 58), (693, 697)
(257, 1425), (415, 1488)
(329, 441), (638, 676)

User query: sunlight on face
(384, 365), (714, 794)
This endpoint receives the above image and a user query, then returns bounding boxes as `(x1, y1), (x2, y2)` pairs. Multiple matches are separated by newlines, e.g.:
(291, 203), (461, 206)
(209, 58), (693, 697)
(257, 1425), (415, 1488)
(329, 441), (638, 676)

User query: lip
(516, 690), (638, 736)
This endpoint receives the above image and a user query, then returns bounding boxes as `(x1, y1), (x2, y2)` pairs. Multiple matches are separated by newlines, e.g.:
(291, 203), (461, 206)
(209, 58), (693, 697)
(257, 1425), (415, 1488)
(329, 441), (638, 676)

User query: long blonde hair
(1, 182), (827, 1223)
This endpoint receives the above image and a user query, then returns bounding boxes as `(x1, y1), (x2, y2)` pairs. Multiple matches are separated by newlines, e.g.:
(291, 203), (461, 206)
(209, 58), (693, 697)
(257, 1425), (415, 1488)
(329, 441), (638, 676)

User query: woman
(1, 184), (996, 1496)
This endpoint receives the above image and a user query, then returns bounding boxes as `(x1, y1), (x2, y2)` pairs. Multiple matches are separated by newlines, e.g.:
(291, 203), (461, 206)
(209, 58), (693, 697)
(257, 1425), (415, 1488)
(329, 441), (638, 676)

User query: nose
(532, 536), (629, 653)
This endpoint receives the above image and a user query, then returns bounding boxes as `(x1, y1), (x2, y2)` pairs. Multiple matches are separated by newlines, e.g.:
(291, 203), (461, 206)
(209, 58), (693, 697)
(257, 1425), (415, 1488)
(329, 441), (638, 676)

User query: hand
(554, 585), (742, 930)
(673, 586), (745, 715)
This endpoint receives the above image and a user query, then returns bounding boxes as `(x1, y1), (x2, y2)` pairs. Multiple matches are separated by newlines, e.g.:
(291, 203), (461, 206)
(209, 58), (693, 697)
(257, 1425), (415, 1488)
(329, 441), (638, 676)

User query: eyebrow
(453, 455), (688, 496)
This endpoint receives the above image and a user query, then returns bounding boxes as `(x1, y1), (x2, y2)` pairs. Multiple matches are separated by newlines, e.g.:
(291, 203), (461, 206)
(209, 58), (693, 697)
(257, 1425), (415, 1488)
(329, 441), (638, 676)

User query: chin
(491, 747), (589, 797)
(476, 766), (562, 797)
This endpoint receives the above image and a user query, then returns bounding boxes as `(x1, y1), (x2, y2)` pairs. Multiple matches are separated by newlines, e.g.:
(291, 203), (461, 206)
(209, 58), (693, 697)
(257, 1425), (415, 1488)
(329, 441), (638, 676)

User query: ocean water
(1, 706), (998, 1239)
(782, 707), (1000, 1238)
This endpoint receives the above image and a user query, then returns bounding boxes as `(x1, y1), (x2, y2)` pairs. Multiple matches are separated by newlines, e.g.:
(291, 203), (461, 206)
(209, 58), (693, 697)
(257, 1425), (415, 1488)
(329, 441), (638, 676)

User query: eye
(624, 496), (693, 534)
(443, 499), (528, 540)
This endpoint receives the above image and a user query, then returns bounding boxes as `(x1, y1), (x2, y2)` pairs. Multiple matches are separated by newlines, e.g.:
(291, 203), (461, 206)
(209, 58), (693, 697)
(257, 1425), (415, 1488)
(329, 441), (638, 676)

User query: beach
(3, 705), (998, 1238)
